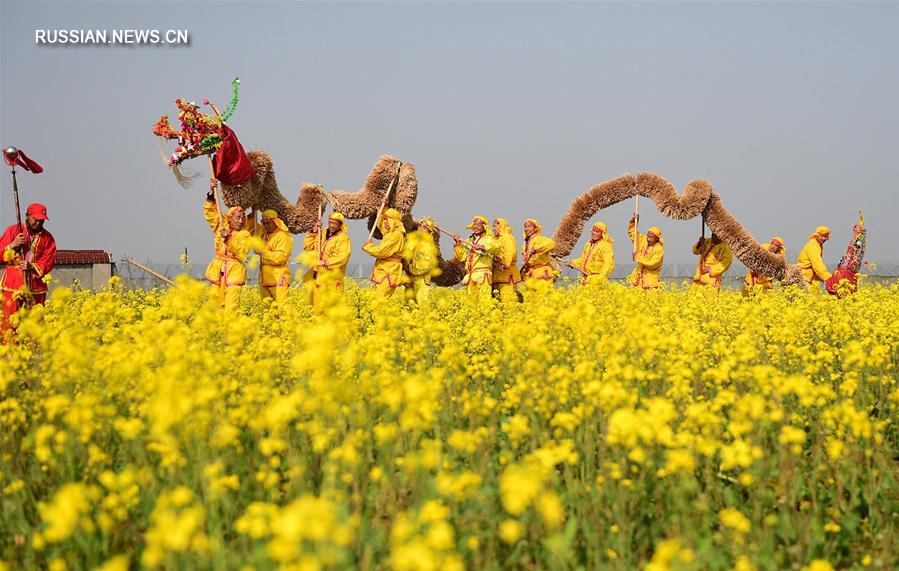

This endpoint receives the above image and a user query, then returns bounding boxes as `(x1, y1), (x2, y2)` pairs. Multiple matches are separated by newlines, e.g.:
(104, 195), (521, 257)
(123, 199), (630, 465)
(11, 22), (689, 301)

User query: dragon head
(153, 78), (241, 166)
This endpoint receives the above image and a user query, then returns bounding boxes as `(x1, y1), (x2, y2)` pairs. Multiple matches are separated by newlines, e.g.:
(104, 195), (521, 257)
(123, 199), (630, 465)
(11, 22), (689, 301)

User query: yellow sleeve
(627, 220), (638, 243)
(809, 244), (831, 280)
(225, 230), (251, 261)
(708, 245), (732, 278)
(325, 235), (351, 270)
(482, 236), (500, 257)
(533, 236), (555, 254)
(262, 232), (292, 265)
(363, 230), (404, 258)
(303, 231), (320, 252)
(203, 199), (221, 232)
(569, 243), (586, 270)
(692, 239), (705, 255)
(454, 242), (468, 262)
(598, 242), (615, 278)
(497, 235), (516, 268)
(637, 245), (663, 270)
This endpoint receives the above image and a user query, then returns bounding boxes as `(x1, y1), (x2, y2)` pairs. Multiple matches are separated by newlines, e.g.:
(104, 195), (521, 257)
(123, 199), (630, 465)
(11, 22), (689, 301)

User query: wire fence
(116, 256), (899, 291)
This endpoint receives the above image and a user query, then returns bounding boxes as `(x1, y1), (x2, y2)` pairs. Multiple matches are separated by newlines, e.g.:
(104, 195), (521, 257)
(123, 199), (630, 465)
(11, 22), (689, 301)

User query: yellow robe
(492, 232), (521, 302)
(203, 200), (251, 311)
(626, 221), (664, 289)
(742, 243), (784, 295)
(571, 239), (615, 285)
(404, 230), (439, 302)
(691, 238), (733, 288)
(363, 227), (405, 294)
(247, 216), (293, 305)
(303, 228), (351, 311)
(521, 234), (556, 283)
(797, 239), (831, 284)
(454, 234), (499, 293)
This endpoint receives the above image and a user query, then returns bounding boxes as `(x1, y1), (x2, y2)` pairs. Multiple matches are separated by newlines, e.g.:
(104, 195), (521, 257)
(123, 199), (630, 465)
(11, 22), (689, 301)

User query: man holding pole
(520, 218), (557, 292)
(491, 218), (521, 302)
(566, 222), (615, 285)
(403, 218), (440, 303)
(363, 208), (406, 297)
(248, 209), (293, 307)
(203, 180), (251, 312)
(304, 212), (352, 313)
(627, 214), (664, 289)
(453, 215), (499, 297)
(797, 226), (832, 288)
(691, 232), (733, 291)
(1, 203), (57, 338)
(742, 237), (785, 296)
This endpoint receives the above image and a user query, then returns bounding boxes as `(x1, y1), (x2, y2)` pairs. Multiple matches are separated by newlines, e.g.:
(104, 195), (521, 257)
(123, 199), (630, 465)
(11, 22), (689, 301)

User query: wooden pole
(8, 164), (34, 299)
(126, 258), (177, 287)
(313, 202), (324, 278)
(367, 162), (402, 242)
(551, 254), (587, 276)
(207, 155), (225, 231)
(434, 224), (458, 240)
(633, 193), (640, 256)
(10, 167), (23, 238)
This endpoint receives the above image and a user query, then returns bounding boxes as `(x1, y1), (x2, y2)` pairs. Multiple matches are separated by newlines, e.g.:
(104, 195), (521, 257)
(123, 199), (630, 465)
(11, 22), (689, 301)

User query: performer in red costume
(1, 203), (57, 338)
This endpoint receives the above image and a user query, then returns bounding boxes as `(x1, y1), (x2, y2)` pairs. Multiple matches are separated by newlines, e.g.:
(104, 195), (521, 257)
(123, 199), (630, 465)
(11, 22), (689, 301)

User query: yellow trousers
(209, 283), (242, 312)
(406, 276), (430, 303)
(260, 285), (289, 307)
(371, 279), (399, 297)
(312, 274), (344, 314)
(494, 282), (518, 303)
(465, 281), (493, 300)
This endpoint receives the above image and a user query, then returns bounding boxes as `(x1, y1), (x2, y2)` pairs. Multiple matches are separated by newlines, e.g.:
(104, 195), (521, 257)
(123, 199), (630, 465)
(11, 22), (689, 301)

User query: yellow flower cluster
(0, 278), (897, 569)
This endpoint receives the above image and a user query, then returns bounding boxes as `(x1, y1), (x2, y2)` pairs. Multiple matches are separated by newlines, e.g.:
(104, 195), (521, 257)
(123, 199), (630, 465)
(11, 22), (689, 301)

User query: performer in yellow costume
(691, 233), (733, 291)
(626, 215), (664, 289)
(303, 212), (352, 312)
(203, 183), (251, 312)
(492, 217), (521, 302)
(520, 218), (556, 292)
(453, 215), (499, 296)
(568, 222), (615, 285)
(742, 237), (785, 296)
(363, 208), (406, 297)
(248, 209), (293, 306)
(403, 217), (440, 302)
(797, 226), (832, 287)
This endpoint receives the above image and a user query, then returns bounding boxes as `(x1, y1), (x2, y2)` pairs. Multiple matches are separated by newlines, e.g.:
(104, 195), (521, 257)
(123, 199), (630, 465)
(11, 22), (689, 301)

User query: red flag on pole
(3, 148), (44, 173)
(212, 125), (253, 185)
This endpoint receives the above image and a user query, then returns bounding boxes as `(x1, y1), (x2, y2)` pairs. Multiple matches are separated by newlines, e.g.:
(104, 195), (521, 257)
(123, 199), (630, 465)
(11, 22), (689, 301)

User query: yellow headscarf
(646, 226), (664, 246)
(808, 226), (830, 239)
(261, 209), (288, 232)
(592, 221), (614, 244)
(523, 218), (543, 239)
(380, 208), (406, 233)
(328, 211), (348, 232)
(493, 217), (512, 237)
(467, 215), (489, 231)
(417, 217), (435, 232)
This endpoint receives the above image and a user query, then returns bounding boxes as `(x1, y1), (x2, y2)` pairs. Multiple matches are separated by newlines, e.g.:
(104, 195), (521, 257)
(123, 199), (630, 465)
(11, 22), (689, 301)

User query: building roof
(55, 249), (112, 265)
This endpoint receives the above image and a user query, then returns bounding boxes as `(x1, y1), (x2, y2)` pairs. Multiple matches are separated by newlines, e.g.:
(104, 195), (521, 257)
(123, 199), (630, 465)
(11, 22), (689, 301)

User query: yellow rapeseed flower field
(1, 279), (897, 570)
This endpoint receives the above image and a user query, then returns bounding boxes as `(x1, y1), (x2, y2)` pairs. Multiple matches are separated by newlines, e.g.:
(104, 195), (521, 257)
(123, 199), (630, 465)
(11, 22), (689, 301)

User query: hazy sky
(2, 1), (897, 272)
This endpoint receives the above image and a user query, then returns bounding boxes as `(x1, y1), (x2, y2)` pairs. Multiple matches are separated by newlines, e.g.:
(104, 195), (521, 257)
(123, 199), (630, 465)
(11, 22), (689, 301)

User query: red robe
(0, 223), (57, 295)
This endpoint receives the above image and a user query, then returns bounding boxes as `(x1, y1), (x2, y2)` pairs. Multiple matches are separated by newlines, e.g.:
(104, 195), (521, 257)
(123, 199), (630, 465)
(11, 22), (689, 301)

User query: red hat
(26, 203), (49, 220)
